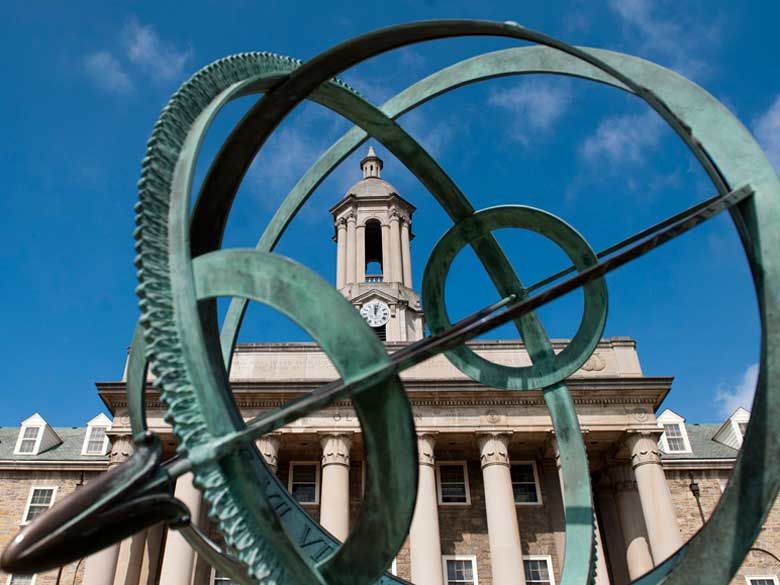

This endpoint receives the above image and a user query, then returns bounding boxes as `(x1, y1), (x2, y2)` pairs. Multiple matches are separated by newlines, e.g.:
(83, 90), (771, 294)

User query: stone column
(596, 476), (630, 585)
(138, 523), (165, 585)
(346, 213), (357, 285)
(380, 223), (390, 281)
(158, 473), (202, 585)
(389, 211), (402, 283)
(83, 435), (133, 585)
(113, 531), (147, 585)
(626, 433), (684, 564)
(400, 220), (412, 288)
(356, 223), (366, 283)
(257, 434), (281, 474)
(319, 434), (352, 541)
(610, 465), (653, 580)
(409, 434), (444, 585)
(336, 219), (347, 289)
(477, 433), (525, 585)
(549, 435), (609, 584)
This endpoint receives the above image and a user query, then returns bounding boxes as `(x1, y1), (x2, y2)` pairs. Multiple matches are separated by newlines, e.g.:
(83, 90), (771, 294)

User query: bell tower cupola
(360, 146), (383, 178)
(329, 147), (423, 342)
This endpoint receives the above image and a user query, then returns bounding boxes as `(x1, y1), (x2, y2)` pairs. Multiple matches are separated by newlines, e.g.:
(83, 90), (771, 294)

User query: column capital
(346, 213), (357, 223)
(320, 433), (352, 467)
(256, 434), (281, 472)
(389, 209), (400, 222)
(543, 433), (561, 468)
(416, 433), (438, 466)
(336, 217), (347, 229)
(108, 434), (134, 467)
(477, 432), (512, 469)
(625, 432), (662, 469)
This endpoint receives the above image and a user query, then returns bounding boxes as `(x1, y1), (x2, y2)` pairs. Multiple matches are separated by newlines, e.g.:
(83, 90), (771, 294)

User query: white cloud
(401, 110), (455, 159)
(753, 95), (780, 173)
(581, 110), (663, 165)
(609, 0), (722, 80)
(123, 19), (192, 83)
(83, 51), (134, 94)
(488, 79), (572, 144)
(715, 363), (758, 418)
(249, 127), (322, 202)
(83, 18), (192, 95)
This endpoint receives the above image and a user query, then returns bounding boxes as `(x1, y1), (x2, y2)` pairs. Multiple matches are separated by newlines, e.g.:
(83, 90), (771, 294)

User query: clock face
(360, 300), (390, 327)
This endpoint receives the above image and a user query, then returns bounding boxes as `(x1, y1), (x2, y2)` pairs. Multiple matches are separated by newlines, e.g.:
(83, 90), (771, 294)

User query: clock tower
(330, 147), (424, 341)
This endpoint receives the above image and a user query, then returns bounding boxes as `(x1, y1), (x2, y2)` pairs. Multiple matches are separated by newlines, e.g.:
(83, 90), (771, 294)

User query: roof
(661, 423), (739, 460)
(0, 426), (109, 462)
(345, 176), (400, 198)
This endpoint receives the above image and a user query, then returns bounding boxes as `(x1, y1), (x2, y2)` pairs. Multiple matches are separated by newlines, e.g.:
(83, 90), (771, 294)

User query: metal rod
(526, 191), (726, 293)
(182, 184), (753, 470)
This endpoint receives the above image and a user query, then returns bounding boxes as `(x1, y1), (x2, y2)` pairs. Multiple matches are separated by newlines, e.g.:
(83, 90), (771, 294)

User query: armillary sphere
(2, 19), (778, 585)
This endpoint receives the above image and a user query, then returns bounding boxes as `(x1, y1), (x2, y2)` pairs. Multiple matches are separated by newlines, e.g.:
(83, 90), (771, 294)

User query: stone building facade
(2, 149), (778, 585)
(0, 414), (111, 585)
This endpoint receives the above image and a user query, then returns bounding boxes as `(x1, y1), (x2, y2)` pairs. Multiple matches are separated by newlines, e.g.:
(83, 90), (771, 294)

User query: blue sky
(1, 1), (778, 427)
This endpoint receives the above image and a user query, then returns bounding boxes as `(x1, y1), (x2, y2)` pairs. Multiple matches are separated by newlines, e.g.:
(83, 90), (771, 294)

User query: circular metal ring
(423, 205), (608, 390)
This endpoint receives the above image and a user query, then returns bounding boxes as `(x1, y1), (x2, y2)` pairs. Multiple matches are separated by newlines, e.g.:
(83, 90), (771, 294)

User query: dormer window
(657, 409), (692, 454)
(84, 426), (108, 454)
(663, 423), (688, 452)
(712, 407), (751, 449)
(14, 414), (62, 457)
(82, 413), (112, 456)
(17, 426), (41, 454)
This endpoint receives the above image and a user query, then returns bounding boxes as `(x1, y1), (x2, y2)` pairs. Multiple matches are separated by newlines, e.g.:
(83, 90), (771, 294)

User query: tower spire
(360, 146), (383, 179)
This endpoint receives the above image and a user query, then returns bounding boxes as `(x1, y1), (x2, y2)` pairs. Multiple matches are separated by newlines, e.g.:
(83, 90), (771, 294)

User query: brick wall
(666, 468), (780, 585)
(5, 461), (779, 585)
(0, 469), (100, 585)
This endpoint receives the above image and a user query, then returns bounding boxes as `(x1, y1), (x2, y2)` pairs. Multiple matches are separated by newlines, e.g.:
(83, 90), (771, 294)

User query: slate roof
(0, 426), (109, 461)
(0, 423), (737, 462)
(661, 423), (739, 460)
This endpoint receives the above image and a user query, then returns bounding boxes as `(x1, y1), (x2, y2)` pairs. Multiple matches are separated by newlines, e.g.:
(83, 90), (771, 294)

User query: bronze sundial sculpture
(2, 19), (778, 585)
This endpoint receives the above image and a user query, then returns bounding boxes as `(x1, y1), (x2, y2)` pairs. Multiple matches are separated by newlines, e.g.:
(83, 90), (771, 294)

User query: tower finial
(360, 146), (383, 179)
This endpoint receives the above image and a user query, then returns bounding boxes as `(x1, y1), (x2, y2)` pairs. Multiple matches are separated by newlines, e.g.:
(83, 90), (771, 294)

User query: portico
(96, 335), (682, 585)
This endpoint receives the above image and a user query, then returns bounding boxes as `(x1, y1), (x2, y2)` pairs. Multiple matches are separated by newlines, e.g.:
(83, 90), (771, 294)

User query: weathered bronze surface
(2, 19), (778, 585)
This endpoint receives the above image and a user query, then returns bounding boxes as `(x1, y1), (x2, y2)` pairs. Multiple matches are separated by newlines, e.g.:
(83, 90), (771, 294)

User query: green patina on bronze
(422, 205), (608, 390)
(1, 19), (778, 585)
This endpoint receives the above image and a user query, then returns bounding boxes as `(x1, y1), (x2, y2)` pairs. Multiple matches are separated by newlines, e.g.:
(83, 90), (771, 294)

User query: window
(511, 462), (542, 505)
(662, 423), (689, 452)
(83, 426), (108, 455)
(17, 427), (40, 454)
(7, 575), (35, 585)
(437, 462), (470, 505)
(443, 556), (478, 585)
(746, 577), (779, 585)
(364, 219), (383, 276)
(23, 487), (56, 523)
(524, 556), (556, 585)
(288, 462), (320, 505)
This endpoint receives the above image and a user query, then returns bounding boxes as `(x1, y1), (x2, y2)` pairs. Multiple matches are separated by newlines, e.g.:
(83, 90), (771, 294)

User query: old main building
(1, 149), (778, 585)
